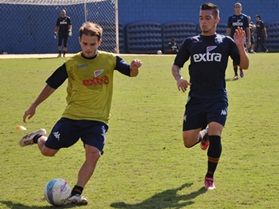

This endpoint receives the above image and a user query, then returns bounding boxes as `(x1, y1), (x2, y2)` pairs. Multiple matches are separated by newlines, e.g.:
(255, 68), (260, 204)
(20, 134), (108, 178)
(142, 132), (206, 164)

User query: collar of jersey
(81, 52), (97, 60)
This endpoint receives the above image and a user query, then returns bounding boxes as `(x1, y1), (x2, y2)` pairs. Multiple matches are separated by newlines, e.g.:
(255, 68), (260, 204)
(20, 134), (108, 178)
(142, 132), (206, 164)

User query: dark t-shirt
(56, 16), (71, 35)
(227, 14), (249, 37)
(256, 20), (266, 38)
(174, 34), (240, 101)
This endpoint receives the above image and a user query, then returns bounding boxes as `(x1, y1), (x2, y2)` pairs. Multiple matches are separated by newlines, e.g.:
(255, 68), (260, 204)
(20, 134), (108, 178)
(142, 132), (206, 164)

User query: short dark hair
(200, 2), (219, 17)
(256, 15), (261, 19)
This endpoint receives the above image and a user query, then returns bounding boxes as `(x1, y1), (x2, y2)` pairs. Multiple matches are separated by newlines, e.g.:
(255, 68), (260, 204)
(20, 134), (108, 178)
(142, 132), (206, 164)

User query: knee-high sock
(206, 135), (222, 178)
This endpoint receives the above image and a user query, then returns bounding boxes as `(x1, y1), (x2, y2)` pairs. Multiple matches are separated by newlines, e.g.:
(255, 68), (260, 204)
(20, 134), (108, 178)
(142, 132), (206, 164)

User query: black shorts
(183, 97), (228, 131)
(45, 118), (108, 152)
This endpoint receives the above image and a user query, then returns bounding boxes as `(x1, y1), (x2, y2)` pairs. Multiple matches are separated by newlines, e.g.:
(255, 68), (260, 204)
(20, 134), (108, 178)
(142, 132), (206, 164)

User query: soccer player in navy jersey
(171, 3), (249, 190)
(54, 9), (72, 57)
(255, 15), (268, 52)
(226, 2), (250, 79)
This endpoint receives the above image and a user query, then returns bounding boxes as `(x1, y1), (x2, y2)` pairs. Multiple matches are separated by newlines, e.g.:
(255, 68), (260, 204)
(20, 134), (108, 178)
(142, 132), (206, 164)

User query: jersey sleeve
(114, 56), (131, 76)
(173, 38), (191, 68)
(227, 16), (232, 28)
(243, 16), (249, 28)
(67, 17), (72, 26)
(227, 37), (240, 65)
(56, 18), (60, 27)
(46, 64), (68, 89)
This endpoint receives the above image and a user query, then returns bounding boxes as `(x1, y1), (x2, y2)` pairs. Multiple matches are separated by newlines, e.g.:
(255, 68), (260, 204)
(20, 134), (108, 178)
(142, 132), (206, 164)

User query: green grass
(0, 53), (279, 209)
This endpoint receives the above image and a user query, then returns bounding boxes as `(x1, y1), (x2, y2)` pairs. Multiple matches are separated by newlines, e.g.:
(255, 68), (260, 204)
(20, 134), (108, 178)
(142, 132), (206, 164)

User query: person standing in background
(226, 2), (250, 79)
(54, 9), (72, 57)
(255, 15), (268, 52)
(247, 16), (256, 53)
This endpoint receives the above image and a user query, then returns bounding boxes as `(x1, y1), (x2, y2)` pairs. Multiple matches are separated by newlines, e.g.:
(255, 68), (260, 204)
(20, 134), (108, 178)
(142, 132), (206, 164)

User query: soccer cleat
(200, 134), (209, 150)
(204, 177), (216, 190)
(199, 128), (209, 150)
(66, 194), (88, 205)
(233, 75), (239, 80)
(19, 128), (47, 147)
(240, 70), (244, 78)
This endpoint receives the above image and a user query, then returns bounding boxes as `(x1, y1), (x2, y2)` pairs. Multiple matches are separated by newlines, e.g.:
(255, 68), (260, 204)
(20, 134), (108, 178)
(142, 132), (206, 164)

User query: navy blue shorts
(183, 97), (228, 131)
(45, 118), (108, 152)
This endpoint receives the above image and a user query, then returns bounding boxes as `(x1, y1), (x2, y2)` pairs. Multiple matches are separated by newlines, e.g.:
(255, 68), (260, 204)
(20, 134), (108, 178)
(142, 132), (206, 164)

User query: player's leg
(183, 129), (203, 148)
(255, 36), (261, 52)
(63, 35), (69, 57)
(58, 34), (63, 57)
(68, 121), (108, 205)
(204, 102), (227, 190)
(19, 128), (58, 156)
(233, 61), (239, 80)
(182, 100), (207, 148)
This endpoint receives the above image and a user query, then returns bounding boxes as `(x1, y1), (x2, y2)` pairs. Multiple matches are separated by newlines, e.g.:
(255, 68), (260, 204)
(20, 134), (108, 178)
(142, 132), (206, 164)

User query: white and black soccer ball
(44, 178), (71, 206)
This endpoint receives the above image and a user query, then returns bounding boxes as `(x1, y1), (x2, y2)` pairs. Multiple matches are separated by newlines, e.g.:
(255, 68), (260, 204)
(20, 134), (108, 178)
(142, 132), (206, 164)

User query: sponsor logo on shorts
(53, 131), (60, 140)
(220, 109), (227, 116)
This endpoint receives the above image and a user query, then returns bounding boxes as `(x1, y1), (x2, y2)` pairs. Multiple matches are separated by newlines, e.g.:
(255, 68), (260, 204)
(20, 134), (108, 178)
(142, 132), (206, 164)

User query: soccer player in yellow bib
(19, 22), (142, 205)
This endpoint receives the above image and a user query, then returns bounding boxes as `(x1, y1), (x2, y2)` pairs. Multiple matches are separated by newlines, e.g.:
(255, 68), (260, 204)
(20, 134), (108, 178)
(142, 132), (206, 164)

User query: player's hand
(234, 27), (246, 46)
(130, 59), (142, 77)
(23, 104), (36, 123)
(68, 31), (72, 36)
(130, 59), (142, 70)
(177, 78), (190, 92)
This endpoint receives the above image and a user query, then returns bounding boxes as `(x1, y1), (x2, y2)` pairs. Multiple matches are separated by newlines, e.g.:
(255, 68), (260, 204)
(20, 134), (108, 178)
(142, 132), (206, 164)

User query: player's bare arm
(171, 64), (190, 92)
(130, 59), (142, 77)
(234, 27), (249, 69)
(23, 85), (55, 122)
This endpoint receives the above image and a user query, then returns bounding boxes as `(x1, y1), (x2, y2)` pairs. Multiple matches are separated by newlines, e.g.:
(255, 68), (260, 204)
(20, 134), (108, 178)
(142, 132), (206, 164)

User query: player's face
(234, 5), (242, 15)
(60, 10), (66, 17)
(79, 34), (101, 58)
(199, 10), (219, 35)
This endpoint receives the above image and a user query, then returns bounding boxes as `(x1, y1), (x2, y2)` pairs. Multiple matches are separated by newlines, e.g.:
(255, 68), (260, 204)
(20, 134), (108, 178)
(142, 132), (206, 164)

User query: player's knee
(40, 147), (57, 157)
(41, 150), (55, 157)
(85, 146), (101, 163)
(183, 136), (193, 148)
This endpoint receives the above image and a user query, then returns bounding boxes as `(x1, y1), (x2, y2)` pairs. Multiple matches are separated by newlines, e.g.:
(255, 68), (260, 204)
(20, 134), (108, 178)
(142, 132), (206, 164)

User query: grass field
(0, 53), (279, 209)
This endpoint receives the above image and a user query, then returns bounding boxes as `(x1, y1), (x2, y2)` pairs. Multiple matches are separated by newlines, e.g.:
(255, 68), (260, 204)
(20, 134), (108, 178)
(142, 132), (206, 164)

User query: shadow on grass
(0, 200), (81, 209)
(111, 183), (207, 209)
(225, 78), (239, 82)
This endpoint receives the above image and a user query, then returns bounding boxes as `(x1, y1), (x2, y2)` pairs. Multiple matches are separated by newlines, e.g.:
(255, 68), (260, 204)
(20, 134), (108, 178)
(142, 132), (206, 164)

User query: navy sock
(71, 185), (83, 196)
(233, 66), (238, 76)
(33, 134), (42, 144)
(206, 135), (222, 178)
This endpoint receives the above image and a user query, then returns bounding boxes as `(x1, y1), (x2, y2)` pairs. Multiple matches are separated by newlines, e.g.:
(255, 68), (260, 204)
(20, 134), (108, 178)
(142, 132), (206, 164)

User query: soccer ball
(157, 50), (162, 54)
(44, 178), (72, 206)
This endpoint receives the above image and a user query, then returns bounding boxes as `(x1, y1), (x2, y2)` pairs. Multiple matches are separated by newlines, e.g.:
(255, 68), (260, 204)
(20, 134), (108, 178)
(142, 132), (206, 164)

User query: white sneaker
(19, 128), (46, 147)
(67, 194), (88, 205)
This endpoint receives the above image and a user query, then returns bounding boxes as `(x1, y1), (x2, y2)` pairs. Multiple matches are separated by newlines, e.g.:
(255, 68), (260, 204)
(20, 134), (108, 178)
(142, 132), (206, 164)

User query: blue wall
(119, 0), (279, 25)
(0, 0), (278, 53)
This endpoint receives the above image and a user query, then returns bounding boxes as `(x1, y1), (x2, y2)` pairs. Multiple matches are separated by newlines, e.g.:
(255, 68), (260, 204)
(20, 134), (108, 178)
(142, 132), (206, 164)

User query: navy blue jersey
(56, 16), (71, 35)
(227, 14), (249, 37)
(174, 34), (240, 100)
(256, 20), (265, 37)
